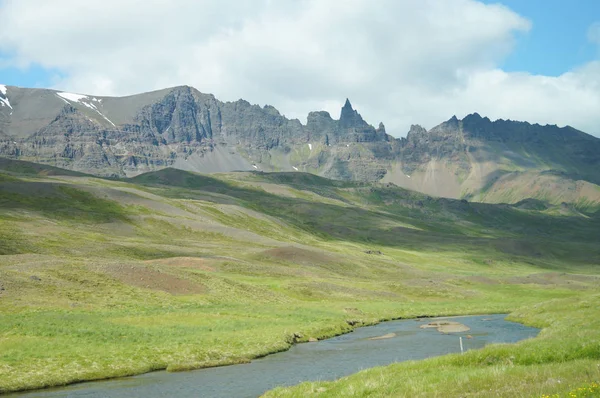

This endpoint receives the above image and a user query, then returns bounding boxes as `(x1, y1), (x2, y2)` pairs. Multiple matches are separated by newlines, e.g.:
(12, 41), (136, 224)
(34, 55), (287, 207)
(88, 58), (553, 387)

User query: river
(11, 314), (538, 398)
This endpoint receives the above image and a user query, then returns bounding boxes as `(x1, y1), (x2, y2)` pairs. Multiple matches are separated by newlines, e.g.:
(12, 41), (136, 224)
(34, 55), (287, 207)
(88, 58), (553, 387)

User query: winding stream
(12, 314), (538, 398)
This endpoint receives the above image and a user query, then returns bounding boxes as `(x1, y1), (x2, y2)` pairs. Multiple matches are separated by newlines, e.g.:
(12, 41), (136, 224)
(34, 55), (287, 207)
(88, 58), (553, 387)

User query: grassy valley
(0, 159), (599, 397)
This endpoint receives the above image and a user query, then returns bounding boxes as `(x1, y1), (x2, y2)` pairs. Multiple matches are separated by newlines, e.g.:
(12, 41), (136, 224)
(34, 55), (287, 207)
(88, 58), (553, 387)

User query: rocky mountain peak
(462, 112), (493, 136)
(407, 124), (427, 135)
(462, 113), (492, 125)
(339, 98), (366, 128)
(262, 104), (281, 116)
(308, 110), (333, 120)
(340, 98), (354, 117)
(429, 115), (460, 134)
(404, 125), (429, 146)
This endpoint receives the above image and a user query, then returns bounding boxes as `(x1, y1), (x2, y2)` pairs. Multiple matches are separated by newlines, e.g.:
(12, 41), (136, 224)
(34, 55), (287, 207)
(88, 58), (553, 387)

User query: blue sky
(0, 64), (58, 89)
(483, 0), (600, 75)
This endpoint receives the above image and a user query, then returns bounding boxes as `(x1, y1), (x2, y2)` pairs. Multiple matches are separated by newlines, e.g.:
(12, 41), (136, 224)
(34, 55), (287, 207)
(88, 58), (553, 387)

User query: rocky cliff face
(1, 84), (599, 207)
(0, 85), (396, 180)
(382, 112), (600, 204)
(397, 112), (600, 184)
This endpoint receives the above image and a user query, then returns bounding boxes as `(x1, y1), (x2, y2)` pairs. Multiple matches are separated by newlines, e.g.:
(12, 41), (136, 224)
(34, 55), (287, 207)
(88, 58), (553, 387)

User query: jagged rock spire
(339, 98), (366, 128)
(340, 98), (355, 120)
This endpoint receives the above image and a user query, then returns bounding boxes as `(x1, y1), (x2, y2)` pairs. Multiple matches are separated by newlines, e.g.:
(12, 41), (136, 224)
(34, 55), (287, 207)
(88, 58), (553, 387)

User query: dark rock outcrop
(0, 86), (397, 180)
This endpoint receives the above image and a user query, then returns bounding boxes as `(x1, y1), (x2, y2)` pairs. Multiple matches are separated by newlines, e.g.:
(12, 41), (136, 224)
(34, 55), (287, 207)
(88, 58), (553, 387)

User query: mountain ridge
(1, 83), (599, 208)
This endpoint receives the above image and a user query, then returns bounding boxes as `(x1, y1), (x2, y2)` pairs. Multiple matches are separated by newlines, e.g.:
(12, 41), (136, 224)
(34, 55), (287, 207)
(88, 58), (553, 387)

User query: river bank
(10, 314), (538, 398)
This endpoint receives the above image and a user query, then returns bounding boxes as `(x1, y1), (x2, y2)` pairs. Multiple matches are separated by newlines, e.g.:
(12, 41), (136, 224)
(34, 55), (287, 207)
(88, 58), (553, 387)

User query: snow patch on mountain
(57, 92), (116, 127)
(0, 98), (11, 109)
(57, 92), (88, 103)
(0, 84), (12, 109)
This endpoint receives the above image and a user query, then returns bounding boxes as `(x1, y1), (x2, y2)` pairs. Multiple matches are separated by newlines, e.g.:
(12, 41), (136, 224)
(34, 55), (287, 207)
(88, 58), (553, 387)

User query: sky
(0, 0), (599, 137)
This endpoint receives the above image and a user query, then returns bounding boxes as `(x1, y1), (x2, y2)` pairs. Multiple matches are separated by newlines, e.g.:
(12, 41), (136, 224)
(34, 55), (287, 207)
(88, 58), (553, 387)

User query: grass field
(0, 160), (599, 397)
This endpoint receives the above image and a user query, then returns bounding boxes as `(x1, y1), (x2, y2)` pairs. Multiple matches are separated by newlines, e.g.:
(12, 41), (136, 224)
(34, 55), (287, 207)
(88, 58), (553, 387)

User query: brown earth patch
(403, 276), (452, 287)
(506, 274), (555, 285)
(259, 246), (336, 265)
(292, 282), (400, 299)
(344, 307), (365, 315)
(420, 320), (470, 333)
(556, 273), (600, 284)
(465, 276), (500, 285)
(506, 272), (596, 289)
(369, 333), (396, 340)
(100, 264), (206, 295)
(145, 257), (217, 272)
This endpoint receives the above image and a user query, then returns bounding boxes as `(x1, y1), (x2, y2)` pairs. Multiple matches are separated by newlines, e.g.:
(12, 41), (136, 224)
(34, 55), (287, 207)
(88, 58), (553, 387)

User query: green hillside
(0, 159), (599, 396)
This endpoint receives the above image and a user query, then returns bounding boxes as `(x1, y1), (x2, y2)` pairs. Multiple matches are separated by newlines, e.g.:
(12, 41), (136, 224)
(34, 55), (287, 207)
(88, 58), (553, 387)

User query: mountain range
(1, 84), (599, 208)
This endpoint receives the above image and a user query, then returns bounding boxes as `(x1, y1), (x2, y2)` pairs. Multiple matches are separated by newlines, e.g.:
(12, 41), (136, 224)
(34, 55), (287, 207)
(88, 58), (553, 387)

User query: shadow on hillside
(128, 169), (600, 267)
(0, 181), (127, 223)
(0, 157), (89, 177)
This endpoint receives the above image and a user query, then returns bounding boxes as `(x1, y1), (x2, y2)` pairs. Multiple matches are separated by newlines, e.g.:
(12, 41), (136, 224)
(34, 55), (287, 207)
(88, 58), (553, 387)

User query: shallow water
(13, 314), (538, 398)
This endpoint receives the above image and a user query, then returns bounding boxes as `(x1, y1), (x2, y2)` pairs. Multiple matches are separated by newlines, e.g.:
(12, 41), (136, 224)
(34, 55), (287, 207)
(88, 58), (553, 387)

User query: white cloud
(0, 0), (598, 137)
